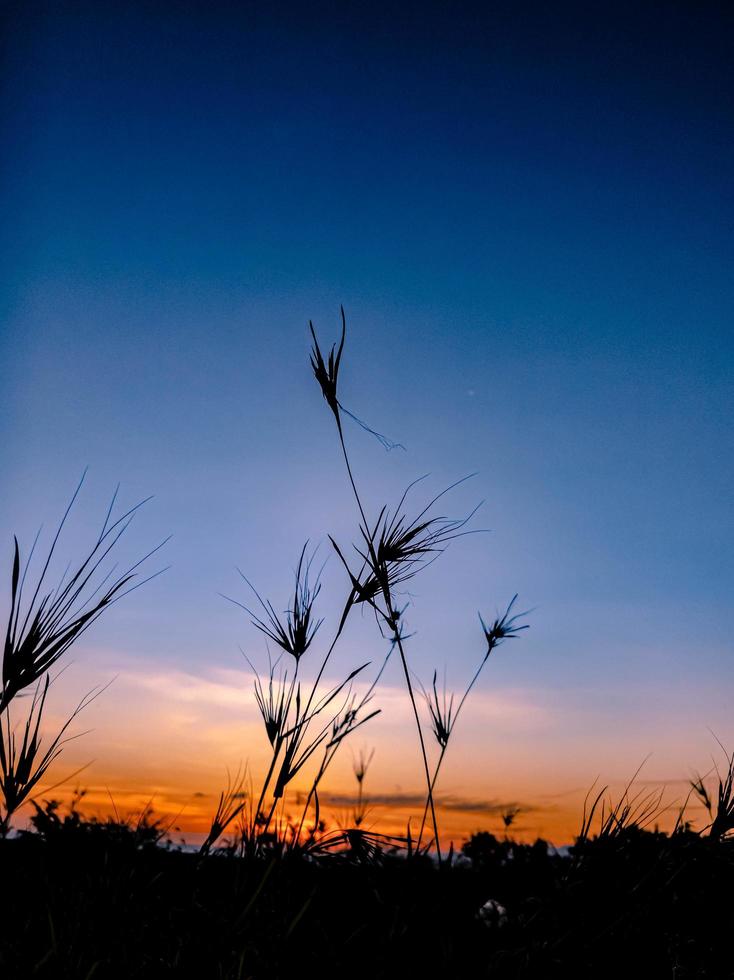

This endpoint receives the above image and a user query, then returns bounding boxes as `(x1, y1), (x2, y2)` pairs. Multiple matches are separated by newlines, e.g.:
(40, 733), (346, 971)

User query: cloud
(119, 665), (254, 710)
(319, 791), (540, 816)
(112, 659), (550, 728)
(439, 795), (539, 815)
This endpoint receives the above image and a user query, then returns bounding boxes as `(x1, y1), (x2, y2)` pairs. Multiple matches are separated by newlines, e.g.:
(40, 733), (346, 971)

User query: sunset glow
(2, 1), (732, 858)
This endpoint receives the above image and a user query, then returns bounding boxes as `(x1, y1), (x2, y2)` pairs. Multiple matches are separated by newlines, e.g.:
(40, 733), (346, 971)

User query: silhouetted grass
(1, 792), (733, 979)
(198, 311), (522, 861)
(310, 314), (510, 862)
(1, 477), (165, 834)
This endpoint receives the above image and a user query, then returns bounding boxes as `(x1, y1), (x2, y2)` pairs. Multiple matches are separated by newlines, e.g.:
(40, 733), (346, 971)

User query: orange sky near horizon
(1, 0), (733, 870)
(10, 645), (718, 847)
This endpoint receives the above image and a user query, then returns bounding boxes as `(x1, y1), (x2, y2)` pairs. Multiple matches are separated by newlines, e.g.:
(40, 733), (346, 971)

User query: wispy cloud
(114, 658), (551, 727)
(320, 790), (540, 816)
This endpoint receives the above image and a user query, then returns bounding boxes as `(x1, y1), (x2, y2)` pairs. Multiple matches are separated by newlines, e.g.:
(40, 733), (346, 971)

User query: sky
(0, 1), (732, 843)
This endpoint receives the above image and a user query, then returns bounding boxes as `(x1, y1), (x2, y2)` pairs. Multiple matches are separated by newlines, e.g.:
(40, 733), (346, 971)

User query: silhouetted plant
(230, 540), (383, 853)
(352, 746), (375, 829)
(0, 677), (104, 836)
(690, 739), (734, 839)
(576, 762), (665, 849)
(226, 312), (515, 860)
(27, 790), (171, 849)
(293, 662), (387, 846)
(310, 315), (498, 861)
(502, 806), (522, 833)
(200, 766), (248, 857)
(236, 544), (323, 663)
(415, 595), (529, 850)
(2, 475), (166, 711)
(1, 475), (165, 833)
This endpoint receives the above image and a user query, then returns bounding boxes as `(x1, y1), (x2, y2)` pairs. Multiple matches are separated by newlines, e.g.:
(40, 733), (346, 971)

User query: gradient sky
(1, 1), (732, 842)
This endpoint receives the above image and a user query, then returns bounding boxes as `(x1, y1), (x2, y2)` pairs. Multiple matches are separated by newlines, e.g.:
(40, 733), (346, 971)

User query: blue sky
(1, 1), (732, 836)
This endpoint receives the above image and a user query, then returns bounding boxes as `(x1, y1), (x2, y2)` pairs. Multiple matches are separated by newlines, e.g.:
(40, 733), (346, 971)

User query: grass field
(1, 796), (733, 979)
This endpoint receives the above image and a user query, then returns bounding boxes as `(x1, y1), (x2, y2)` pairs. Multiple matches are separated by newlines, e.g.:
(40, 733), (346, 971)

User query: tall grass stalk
(310, 315), (450, 859)
(416, 596), (528, 850)
(310, 313), (502, 861)
(228, 311), (522, 860)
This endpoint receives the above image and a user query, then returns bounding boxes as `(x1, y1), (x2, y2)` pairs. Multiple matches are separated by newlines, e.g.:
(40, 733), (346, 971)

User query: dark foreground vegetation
(1, 799), (733, 979)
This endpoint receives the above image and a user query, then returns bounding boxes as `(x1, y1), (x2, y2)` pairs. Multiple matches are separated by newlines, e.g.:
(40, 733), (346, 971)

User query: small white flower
(477, 898), (508, 928)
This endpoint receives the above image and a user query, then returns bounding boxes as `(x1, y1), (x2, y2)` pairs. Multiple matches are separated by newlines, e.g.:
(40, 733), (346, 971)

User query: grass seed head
(353, 747), (375, 785)
(239, 544), (323, 663)
(309, 308), (346, 420)
(479, 594), (529, 656)
(2, 476), (167, 712)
